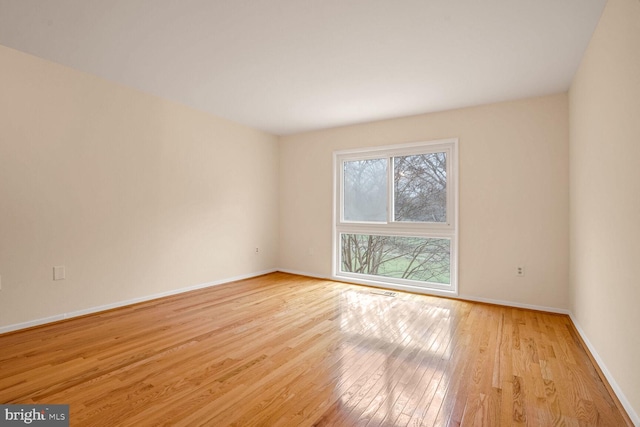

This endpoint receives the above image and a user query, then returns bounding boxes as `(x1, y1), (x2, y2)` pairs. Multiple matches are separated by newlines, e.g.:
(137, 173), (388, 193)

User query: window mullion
(387, 156), (394, 224)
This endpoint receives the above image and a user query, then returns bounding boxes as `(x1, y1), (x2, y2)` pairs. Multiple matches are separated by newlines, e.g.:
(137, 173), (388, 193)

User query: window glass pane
(341, 233), (450, 285)
(343, 159), (387, 222)
(394, 152), (446, 222)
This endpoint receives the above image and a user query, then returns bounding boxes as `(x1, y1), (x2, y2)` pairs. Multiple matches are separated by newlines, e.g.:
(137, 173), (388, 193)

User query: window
(333, 139), (458, 294)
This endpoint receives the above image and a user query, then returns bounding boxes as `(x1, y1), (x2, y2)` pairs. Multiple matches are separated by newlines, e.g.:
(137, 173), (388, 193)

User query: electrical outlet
(53, 266), (66, 281)
(516, 266), (525, 277)
(255, 247), (259, 253)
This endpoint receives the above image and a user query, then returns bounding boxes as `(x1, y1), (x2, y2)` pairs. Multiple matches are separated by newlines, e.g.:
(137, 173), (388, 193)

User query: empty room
(0, 0), (638, 426)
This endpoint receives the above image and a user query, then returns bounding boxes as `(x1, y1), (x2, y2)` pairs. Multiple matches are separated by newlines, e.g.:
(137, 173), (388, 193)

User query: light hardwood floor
(0, 273), (632, 426)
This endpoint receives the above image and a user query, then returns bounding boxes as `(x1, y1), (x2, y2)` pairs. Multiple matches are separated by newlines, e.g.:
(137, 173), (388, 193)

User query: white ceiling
(0, 0), (606, 135)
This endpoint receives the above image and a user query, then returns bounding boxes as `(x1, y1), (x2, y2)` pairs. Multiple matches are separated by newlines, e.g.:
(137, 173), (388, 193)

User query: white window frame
(332, 138), (459, 296)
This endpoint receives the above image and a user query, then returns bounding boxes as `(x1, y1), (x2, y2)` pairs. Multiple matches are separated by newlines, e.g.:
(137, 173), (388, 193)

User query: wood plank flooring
(0, 273), (631, 426)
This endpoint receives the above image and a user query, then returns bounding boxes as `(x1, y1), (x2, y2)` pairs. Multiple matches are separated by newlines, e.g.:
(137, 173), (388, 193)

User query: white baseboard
(279, 269), (461, 298)
(569, 314), (639, 426)
(457, 294), (571, 315)
(276, 268), (330, 280)
(0, 269), (277, 335)
(277, 269), (571, 314)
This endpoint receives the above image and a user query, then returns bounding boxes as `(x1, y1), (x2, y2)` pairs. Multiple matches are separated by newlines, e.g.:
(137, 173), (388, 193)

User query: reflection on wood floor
(0, 273), (631, 426)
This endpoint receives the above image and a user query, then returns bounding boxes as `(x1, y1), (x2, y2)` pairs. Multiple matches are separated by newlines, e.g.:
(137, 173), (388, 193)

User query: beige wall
(0, 45), (279, 328)
(569, 0), (640, 419)
(280, 94), (570, 309)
